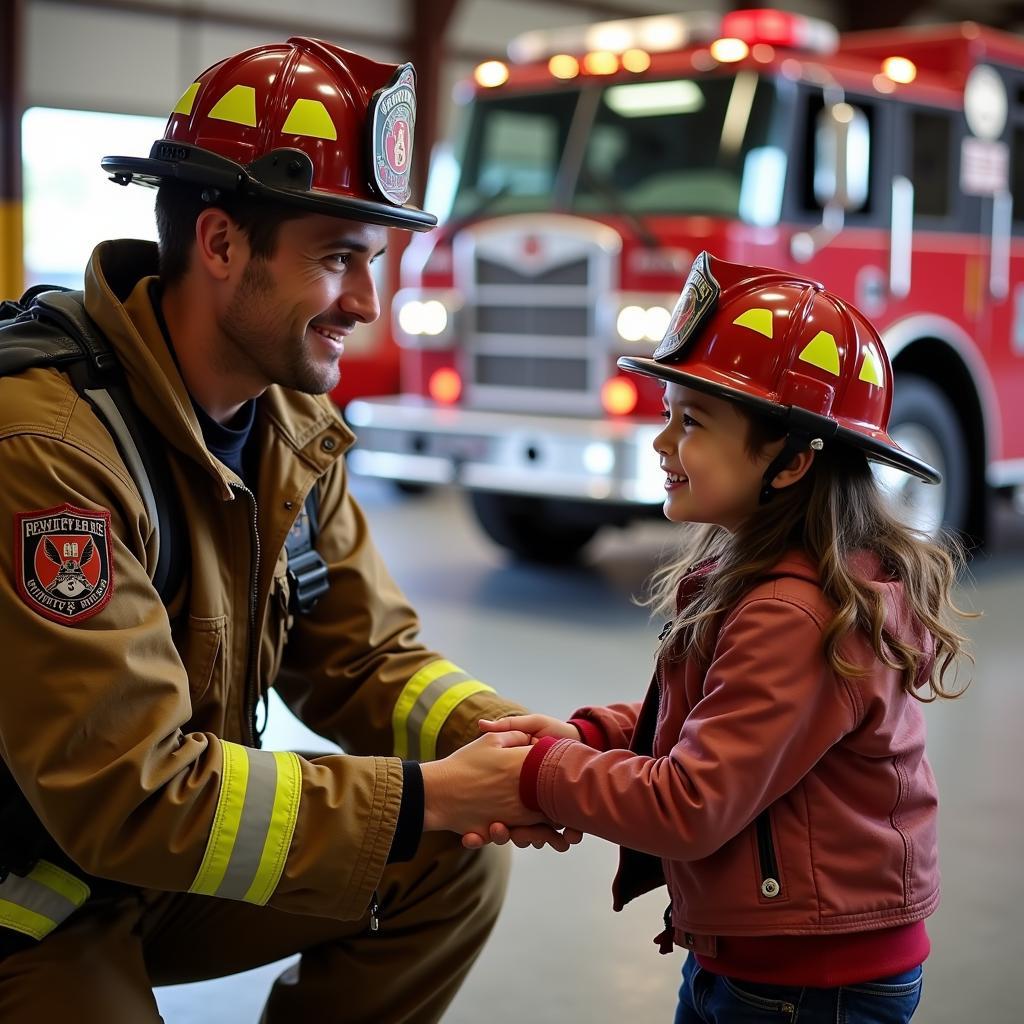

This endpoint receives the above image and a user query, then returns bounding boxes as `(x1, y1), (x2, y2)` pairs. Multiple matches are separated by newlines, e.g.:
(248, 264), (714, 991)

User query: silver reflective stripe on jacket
(189, 743), (302, 905)
(392, 659), (495, 761)
(0, 860), (91, 940)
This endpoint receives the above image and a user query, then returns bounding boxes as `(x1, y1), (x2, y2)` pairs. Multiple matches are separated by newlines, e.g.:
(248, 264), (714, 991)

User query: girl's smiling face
(653, 383), (785, 530)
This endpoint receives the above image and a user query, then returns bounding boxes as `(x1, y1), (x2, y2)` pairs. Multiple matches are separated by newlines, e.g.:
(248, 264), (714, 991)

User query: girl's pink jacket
(521, 553), (940, 956)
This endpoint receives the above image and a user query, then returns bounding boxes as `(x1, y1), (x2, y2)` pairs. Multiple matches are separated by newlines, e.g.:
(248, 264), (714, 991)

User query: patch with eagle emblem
(15, 504), (113, 624)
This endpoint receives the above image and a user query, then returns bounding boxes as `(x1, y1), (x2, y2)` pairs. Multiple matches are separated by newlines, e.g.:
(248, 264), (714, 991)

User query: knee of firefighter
(385, 833), (511, 928)
(460, 841), (511, 931)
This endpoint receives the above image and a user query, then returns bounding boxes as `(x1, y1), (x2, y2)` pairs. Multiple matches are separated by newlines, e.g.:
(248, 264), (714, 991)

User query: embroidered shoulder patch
(15, 504), (114, 624)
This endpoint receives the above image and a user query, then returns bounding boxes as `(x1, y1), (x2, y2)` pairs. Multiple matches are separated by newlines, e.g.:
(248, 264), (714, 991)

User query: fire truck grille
(475, 305), (590, 336)
(475, 257), (589, 286)
(463, 228), (612, 408)
(474, 355), (589, 390)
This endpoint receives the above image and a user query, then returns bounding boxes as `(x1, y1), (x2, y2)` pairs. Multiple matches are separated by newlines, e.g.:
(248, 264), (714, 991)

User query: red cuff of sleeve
(519, 736), (559, 812)
(569, 718), (608, 751)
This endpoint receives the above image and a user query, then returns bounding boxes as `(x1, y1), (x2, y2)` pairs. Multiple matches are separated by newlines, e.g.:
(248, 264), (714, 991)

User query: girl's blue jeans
(674, 954), (923, 1023)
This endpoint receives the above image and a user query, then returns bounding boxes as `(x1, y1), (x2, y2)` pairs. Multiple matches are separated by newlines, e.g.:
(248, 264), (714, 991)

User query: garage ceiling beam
(510, 0), (677, 18)
(36, 0), (496, 63)
(406, 0), (460, 204)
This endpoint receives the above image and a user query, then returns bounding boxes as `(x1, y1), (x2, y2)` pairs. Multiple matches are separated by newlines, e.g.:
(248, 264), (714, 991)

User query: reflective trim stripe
(244, 751), (302, 906)
(418, 680), (495, 761)
(0, 861), (90, 940)
(393, 660), (495, 760)
(189, 743), (302, 905)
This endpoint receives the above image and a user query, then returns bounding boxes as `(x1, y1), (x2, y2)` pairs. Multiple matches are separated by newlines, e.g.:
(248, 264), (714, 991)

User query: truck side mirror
(814, 103), (869, 211)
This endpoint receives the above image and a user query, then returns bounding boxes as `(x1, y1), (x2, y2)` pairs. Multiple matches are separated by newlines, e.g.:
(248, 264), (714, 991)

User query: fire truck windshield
(447, 72), (782, 224)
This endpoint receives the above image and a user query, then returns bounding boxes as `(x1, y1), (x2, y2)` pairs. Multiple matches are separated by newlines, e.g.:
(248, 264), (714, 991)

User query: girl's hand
(479, 715), (581, 742)
(462, 822), (584, 852)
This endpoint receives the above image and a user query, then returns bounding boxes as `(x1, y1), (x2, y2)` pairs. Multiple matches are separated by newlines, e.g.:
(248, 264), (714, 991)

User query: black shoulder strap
(0, 288), (185, 604)
(283, 486), (329, 615)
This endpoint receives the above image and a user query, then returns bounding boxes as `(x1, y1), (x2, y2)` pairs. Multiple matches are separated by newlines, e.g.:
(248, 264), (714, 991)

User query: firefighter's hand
(462, 822), (584, 852)
(420, 731), (539, 836)
(479, 715), (582, 742)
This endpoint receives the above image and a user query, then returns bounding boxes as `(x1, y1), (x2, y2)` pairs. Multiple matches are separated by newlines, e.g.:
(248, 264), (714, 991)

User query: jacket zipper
(231, 483), (262, 748)
(755, 809), (781, 899)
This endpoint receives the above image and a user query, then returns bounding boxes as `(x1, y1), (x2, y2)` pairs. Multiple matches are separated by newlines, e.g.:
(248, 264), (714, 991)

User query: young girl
(476, 252), (971, 1023)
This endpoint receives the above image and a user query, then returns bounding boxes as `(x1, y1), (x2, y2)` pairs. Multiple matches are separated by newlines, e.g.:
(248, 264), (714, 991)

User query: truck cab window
(911, 110), (953, 219)
(451, 91), (579, 219)
(575, 73), (779, 217)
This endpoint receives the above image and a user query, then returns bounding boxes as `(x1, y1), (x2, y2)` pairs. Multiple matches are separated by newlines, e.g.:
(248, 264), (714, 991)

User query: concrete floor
(155, 479), (1024, 1023)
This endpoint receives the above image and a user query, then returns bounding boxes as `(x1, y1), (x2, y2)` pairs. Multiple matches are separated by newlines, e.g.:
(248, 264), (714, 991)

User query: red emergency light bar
(720, 9), (839, 55)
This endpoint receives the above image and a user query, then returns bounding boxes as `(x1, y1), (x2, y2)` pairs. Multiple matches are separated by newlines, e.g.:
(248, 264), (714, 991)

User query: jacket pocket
(755, 808), (784, 901)
(174, 615), (227, 703)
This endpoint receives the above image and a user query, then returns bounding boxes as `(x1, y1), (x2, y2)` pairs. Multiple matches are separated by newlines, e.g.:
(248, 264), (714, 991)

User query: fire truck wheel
(877, 375), (970, 539)
(393, 481), (432, 497)
(469, 492), (599, 563)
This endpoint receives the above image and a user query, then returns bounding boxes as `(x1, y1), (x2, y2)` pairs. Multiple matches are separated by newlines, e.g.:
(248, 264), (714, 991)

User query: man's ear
(771, 447), (816, 491)
(193, 207), (247, 282)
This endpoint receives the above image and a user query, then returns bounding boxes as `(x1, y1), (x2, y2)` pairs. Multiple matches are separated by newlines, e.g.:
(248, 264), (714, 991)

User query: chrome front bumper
(345, 397), (666, 505)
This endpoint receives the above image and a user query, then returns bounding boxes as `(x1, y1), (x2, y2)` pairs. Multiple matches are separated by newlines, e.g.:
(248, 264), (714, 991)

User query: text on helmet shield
(654, 251), (720, 363)
(369, 64), (416, 206)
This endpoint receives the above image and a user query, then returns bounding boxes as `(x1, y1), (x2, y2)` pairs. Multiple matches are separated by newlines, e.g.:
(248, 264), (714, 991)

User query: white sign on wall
(960, 136), (1009, 196)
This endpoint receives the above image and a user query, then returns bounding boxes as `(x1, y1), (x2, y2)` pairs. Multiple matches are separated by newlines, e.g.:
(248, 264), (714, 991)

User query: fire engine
(346, 8), (1024, 562)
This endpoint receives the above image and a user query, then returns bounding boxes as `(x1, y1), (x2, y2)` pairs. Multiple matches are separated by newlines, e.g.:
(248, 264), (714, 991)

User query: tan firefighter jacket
(0, 239), (526, 943)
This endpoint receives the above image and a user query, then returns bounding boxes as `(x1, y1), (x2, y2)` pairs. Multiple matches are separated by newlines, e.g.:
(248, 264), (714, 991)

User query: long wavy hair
(644, 413), (975, 701)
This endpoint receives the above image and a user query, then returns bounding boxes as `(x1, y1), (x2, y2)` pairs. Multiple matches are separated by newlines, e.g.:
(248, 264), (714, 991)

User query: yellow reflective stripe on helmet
(282, 98), (338, 141)
(0, 861), (90, 940)
(172, 82), (201, 117)
(393, 660), (494, 760)
(190, 743), (302, 905)
(208, 84), (257, 127)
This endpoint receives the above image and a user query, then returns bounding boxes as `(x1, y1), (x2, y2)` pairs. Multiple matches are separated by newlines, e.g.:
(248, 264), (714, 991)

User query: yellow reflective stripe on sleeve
(189, 743), (302, 905)
(418, 681), (496, 762)
(189, 740), (249, 897)
(392, 659), (463, 758)
(393, 659), (494, 760)
(0, 860), (90, 941)
(243, 751), (302, 906)
(26, 861), (90, 907)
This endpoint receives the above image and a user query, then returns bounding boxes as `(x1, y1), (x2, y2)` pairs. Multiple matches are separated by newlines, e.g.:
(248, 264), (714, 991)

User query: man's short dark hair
(154, 182), (309, 285)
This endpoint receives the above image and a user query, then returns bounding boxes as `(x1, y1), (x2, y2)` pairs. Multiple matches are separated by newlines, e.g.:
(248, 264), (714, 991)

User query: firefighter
(0, 38), (569, 1022)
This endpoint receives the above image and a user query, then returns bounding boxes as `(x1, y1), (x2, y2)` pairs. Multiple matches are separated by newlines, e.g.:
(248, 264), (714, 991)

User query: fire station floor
(155, 479), (1024, 1024)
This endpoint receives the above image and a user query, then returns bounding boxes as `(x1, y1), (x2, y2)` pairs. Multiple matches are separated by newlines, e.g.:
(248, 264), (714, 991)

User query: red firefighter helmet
(102, 37), (435, 232)
(618, 252), (939, 484)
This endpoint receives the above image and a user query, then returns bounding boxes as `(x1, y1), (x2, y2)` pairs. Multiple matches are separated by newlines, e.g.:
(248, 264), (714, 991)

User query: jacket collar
(82, 240), (353, 496)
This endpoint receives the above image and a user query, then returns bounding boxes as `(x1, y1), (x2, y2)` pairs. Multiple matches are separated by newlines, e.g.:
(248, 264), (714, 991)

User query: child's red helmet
(101, 37), (435, 232)
(618, 252), (939, 484)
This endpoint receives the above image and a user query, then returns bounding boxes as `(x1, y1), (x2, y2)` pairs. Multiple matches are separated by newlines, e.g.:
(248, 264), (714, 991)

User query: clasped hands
(419, 715), (584, 854)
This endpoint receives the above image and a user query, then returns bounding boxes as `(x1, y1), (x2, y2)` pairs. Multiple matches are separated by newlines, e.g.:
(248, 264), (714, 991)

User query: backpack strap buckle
(284, 489), (329, 616)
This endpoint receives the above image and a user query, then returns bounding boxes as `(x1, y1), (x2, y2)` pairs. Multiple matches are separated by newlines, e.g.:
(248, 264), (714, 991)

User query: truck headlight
(398, 300), (449, 336)
(394, 291), (458, 347)
(617, 304), (671, 342)
(420, 300), (449, 336)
